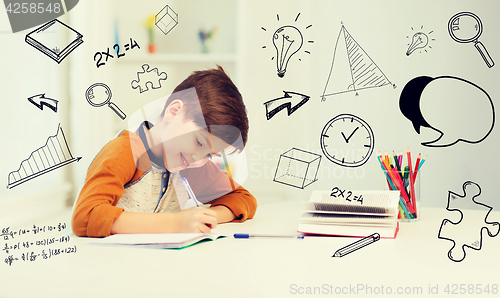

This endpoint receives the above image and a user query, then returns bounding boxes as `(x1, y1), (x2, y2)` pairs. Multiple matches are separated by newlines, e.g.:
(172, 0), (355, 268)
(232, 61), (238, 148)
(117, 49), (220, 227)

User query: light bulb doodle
(273, 26), (303, 78)
(262, 13), (313, 78)
(407, 32), (427, 55)
(406, 26), (435, 56)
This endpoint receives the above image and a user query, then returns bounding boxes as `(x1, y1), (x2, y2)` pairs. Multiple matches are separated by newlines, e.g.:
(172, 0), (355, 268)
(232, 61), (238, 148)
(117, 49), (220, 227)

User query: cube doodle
(155, 5), (178, 35)
(273, 148), (321, 189)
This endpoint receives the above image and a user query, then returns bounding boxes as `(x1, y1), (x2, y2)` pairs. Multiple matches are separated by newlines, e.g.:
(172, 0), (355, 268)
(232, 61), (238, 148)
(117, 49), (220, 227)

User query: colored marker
(234, 233), (305, 239)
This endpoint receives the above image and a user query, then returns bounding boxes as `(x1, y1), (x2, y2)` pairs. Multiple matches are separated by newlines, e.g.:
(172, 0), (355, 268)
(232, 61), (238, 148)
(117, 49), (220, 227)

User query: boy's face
(159, 108), (230, 173)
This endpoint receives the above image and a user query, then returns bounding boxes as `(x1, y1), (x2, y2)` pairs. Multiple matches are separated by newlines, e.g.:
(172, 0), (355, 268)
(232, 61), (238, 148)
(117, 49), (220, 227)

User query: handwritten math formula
(2, 223), (77, 266)
(94, 37), (140, 68)
(330, 186), (364, 205)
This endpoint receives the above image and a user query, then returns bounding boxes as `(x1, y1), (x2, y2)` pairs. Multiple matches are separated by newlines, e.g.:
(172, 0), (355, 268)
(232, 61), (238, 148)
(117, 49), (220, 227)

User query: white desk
(1, 201), (499, 298)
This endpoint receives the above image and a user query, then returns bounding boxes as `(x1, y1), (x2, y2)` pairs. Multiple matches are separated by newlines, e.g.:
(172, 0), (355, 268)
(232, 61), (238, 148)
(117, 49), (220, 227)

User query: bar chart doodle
(7, 124), (81, 189)
(321, 25), (392, 101)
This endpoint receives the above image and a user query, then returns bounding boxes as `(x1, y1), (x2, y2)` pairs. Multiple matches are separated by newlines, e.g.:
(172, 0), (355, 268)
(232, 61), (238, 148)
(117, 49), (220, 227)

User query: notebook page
(88, 233), (220, 246)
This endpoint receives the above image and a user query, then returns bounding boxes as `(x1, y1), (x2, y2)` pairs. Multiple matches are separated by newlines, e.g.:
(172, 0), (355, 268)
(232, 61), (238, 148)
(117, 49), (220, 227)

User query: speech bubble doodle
(399, 76), (494, 147)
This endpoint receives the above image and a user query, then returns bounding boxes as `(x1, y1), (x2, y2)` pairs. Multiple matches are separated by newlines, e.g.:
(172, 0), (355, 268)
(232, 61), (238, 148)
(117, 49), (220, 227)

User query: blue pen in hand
(182, 177), (199, 207)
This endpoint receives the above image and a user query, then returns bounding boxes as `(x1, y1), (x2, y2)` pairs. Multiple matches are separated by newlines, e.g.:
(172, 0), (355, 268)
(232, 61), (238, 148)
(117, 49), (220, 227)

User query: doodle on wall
(131, 64), (168, 93)
(7, 124), (81, 189)
(438, 181), (499, 262)
(94, 38), (140, 68)
(28, 94), (58, 113)
(273, 148), (321, 189)
(85, 83), (127, 120)
(320, 114), (374, 167)
(261, 13), (313, 78)
(399, 76), (494, 147)
(448, 12), (494, 68)
(155, 5), (178, 35)
(263, 91), (310, 120)
(321, 25), (392, 101)
(406, 26), (435, 56)
(25, 19), (83, 64)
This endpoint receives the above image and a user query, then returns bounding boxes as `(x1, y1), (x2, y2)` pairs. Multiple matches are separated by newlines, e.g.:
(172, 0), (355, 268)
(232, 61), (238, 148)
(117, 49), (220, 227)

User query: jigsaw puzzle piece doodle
(438, 181), (499, 262)
(131, 64), (167, 93)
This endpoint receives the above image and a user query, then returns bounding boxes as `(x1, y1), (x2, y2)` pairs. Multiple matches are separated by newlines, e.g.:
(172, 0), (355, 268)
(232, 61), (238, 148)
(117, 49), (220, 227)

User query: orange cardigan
(72, 129), (257, 237)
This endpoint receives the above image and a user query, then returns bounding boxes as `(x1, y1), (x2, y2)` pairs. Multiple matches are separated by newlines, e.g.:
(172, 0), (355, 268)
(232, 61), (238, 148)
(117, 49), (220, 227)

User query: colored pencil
(407, 147), (417, 217)
(393, 151), (401, 172)
(391, 166), (416, 216)
(413, 153), (421, 179)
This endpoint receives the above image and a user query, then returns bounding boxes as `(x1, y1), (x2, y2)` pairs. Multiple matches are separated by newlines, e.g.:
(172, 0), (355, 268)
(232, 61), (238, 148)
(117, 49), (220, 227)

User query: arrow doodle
(28, 94), (58, 113)
(264, 91), (310, 120)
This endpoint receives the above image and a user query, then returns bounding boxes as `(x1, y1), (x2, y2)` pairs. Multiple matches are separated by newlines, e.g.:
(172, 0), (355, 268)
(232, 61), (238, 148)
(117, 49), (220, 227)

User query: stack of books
(298, 190), (400, 238)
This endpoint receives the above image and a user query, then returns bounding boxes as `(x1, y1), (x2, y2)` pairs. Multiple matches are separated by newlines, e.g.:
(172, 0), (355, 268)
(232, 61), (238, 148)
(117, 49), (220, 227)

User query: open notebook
(88, 233), (225, 249)
(298, 190), (400, 238)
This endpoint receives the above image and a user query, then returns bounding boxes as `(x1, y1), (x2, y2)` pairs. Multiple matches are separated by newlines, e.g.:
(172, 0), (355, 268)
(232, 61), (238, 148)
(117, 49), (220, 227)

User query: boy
(72, 66), (257, 237)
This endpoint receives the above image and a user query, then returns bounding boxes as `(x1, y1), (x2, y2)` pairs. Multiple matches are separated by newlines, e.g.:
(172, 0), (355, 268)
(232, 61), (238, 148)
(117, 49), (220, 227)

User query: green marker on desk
(234, 233), (305, 239)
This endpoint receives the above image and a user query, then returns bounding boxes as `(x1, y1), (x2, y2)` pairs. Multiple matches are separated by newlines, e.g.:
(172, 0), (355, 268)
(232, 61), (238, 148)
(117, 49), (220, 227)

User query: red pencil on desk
(407, 147), (417, 217)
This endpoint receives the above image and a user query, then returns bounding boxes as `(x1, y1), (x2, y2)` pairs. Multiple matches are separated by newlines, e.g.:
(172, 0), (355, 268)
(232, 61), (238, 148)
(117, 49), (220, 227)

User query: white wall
(1, 0), (499, 226)
(238, 0), (500, 210)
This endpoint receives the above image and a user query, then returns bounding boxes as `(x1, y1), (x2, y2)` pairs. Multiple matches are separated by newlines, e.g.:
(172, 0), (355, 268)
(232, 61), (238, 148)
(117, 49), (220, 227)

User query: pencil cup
(382, 169), (420, 222)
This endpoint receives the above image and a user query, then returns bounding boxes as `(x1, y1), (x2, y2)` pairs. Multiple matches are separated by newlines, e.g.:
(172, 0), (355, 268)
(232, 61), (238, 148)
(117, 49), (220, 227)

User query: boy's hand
(173, 207), (217, 233)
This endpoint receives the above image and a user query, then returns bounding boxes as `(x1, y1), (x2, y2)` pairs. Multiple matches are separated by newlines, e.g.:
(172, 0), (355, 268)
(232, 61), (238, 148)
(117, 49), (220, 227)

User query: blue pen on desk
(182, 177), (199, 207)
(234, 233), (305, 239)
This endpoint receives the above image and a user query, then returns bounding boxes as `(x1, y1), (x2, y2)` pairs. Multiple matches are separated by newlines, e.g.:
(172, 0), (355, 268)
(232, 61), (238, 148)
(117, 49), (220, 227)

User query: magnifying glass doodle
(85, 83), (127, 120)
(448, 12), (494, 68)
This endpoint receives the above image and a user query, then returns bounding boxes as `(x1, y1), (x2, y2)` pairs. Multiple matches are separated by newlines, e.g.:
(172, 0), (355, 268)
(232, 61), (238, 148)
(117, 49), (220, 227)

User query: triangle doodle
(322, 26), (391, 101)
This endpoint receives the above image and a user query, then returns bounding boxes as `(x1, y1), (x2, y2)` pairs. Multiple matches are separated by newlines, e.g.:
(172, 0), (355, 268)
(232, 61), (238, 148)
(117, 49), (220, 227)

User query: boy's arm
(110, 208), (218, 234)
(182, 162), (257, 223)
(72, 132), (141, 237)
(209, 205), (236, 223)
(207, 186), (257, 222)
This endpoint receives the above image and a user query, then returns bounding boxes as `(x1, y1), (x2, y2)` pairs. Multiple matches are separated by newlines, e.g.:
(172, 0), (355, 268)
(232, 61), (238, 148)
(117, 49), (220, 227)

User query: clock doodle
(320, 114), (375, 167)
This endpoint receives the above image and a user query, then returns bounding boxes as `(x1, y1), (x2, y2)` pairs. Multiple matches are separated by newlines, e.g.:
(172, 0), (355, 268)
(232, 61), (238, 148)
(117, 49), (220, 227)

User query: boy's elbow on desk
(211, 187), (258, 223)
